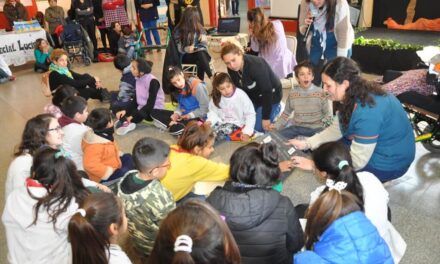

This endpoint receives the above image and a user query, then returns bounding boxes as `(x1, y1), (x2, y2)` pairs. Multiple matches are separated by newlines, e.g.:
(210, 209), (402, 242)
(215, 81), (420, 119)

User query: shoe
(0, 78), (8, 84)
(116, 121), (136, 136)
(169, 123), (185, 136)
(100, 88), (111, 103)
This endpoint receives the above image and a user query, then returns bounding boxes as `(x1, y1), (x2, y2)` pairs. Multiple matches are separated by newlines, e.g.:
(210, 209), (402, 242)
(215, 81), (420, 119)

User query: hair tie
(338, 160), (349, 170)
(326, 179), (347, 193)
(76, 208), (86, 217)
(54, 148), (71, 159)
(174, 235), (193, 253)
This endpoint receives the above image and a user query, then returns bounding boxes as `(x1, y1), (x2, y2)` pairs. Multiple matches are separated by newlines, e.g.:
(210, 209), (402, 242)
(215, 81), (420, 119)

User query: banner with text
(0, 29), (46, 66)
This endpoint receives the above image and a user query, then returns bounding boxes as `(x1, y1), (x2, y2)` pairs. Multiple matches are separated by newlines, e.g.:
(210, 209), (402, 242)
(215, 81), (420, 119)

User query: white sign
(0, 29), (46, 66)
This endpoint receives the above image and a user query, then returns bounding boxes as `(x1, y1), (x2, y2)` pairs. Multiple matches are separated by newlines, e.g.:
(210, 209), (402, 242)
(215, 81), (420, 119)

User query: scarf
(49, 63), (73, 79)
(309, 2), (328, 59)
(94, 127), (115, 142)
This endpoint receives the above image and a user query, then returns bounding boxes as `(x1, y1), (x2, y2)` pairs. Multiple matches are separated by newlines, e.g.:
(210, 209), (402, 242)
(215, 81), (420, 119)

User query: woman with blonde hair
(247, 7), (296, 79)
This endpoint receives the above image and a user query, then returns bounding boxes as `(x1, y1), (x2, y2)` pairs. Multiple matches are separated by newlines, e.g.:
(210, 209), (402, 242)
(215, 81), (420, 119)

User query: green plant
(354, 36), (424, 51)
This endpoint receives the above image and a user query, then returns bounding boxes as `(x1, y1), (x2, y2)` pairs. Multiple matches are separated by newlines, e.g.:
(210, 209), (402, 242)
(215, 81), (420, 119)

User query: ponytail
(69, 211), (108, 264)
(312, 141), (364, 209)
(68, 192), (124, 264)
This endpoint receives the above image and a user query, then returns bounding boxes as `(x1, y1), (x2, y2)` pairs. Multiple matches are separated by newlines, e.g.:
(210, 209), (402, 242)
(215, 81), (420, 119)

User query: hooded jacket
(294, 211), (393, 264)
(207, 181), (304, 264)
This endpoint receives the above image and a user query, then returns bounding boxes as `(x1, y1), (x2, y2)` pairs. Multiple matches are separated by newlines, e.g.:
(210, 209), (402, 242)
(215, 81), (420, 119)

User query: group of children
(2, 28), (409, 262)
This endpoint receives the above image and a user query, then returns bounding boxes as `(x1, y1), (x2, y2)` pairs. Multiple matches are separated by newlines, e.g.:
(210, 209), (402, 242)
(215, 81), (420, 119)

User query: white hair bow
(326, 179), (347, 193)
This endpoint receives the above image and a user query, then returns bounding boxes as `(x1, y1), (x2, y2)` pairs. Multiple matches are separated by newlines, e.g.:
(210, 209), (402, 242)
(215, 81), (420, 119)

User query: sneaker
(169, 123), (185, 136)
(116, 122), (136, 136)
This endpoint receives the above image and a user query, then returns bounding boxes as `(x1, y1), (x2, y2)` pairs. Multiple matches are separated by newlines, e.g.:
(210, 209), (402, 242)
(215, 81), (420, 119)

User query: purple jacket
(136, 73), (165, 110)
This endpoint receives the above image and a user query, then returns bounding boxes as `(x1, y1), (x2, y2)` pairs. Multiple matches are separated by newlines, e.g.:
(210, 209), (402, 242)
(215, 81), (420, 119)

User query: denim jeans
(359, 163), (410, 183)
(279, 125), (322, 140)
(255, 103), (281, 132)
(142, 19), (161, 46)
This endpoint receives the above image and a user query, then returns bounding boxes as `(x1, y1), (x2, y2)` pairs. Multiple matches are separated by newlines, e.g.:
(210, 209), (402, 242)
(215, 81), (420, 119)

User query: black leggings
(182, 50), (212, 80)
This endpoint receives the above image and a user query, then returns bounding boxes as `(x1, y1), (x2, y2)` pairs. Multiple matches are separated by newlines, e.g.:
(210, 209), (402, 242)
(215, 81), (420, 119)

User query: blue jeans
(255, 103), (281, 132)
(101, 154), (134, 185)
(279, 125), (322, 139)
(142, 20), (161, 46)
(359, 163), (410, 183)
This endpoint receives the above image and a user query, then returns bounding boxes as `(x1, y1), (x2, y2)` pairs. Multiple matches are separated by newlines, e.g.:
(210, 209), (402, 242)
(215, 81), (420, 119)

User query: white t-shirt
(108, 244), (133, 264)
(62, 123), (90, 170)
(4, 154), (32, 200)
(206, 88), (256, 136)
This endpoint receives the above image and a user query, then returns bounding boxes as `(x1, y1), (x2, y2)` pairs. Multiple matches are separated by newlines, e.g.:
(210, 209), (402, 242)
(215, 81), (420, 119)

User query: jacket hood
(59, 114), (79, 128)
(208, 181), (281, 230)
(82, 129), (111, 144)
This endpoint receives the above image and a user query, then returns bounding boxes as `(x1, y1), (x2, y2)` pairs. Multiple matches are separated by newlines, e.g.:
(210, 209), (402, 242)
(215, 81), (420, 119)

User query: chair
(286, 35), (297, 58)
(41, 72), (52, 97)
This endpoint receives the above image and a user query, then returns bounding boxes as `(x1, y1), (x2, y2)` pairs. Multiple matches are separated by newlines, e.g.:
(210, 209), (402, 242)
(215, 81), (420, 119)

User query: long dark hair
(148, 200), (241, 264)
(29, 147), (89, 227)
(168, 66), (192, 105)
(312, 141), (364, 208)
(304, 190), (362, 249)
(14, 113), (55, 157)
(68, 192), (125, 264)
(305, 0), (337, 30)
(247, 7), (276, 52)
(229, 142), (281, 186)
(322, 57), (386, 130)
(174, 6), (205, 47)
(211, 72), (235, 108)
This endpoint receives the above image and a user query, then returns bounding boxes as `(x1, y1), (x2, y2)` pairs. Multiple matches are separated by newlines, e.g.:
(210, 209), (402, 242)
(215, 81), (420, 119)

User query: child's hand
(204, 121), (212, 126)
(184, 45), (195, 53)
(116, 110), (126, 120)
(262, 119), (272, 131)
(96, 183), (112, 193)
(268, 123), (276, 130)
(287, 138), (308, 150)
(291, 156), (315, 171)
(241, 133), (251, 142)
(170, 113), (181, 121)
(181, 114), (191, 120)
(279, 160), (294, 172)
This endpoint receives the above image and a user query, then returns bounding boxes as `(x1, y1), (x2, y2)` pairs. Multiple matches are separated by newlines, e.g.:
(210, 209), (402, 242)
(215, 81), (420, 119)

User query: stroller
(61, 21), (93, 66)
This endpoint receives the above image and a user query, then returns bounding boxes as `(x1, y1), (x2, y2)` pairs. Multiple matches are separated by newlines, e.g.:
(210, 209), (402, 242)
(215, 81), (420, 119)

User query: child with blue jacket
(294, 185), (393, 264)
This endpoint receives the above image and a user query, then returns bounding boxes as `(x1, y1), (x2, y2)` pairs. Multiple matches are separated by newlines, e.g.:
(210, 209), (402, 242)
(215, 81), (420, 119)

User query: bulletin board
(270, 0), (299, 19)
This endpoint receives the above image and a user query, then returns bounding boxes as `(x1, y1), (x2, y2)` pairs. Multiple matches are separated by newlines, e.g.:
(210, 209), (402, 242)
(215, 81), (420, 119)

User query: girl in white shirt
(68, 192), (132, 264)
(303, 141), (407, 263)
(206, 72), (256, 144)
(2, 147), (90, 264)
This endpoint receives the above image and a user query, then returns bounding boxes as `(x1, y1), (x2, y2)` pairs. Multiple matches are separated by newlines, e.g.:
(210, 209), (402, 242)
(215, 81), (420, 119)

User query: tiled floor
(1, 4), (440, 264)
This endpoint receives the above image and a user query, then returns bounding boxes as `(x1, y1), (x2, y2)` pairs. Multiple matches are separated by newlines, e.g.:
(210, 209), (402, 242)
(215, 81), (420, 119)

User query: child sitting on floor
(34, 38), (53, 73)
(117, 137), (176, 260)
(150, 65), (209, 136)
(294, 189), (393, 264)
(44, 84), (78, 119)
(110, 54), (136, 114)
(115, 58), (165, 136)
(273, 60), (332, 139)
(118, 26), (137, 59)
(206, 72), (256, 143)
(160, 121), (229, 203)
(82, 108), (134, 184)
(68, 192), (132, 264)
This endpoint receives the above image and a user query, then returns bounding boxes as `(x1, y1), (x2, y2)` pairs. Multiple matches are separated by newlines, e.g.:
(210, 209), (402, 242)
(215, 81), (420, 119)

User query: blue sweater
(294, 211), (393, 264)
(342, 93), (415, 172)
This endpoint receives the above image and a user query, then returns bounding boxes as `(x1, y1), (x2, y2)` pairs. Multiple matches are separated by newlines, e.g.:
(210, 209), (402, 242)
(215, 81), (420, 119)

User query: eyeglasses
(47, 126), (62, 132)
(148, 161), (171, 174)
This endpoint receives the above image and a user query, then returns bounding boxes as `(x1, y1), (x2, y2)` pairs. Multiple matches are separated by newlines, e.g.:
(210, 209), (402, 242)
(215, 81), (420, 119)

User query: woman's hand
(279, 160), (294, 172)
(141, 3), (153, 9)
(291, 156), (315, 171)
(305, 11), (314, 25)
(287, 138), (309, 150)
(184, 45), (195, 53)
(262, 119), (272, 131)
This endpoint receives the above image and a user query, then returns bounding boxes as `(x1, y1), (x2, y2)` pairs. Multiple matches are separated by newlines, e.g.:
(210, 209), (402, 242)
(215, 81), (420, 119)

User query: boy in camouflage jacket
(116, 137), (175, 257)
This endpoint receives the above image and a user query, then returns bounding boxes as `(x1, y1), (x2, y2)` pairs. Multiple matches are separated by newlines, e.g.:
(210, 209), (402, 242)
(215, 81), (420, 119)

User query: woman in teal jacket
(294, 188), (393, 264)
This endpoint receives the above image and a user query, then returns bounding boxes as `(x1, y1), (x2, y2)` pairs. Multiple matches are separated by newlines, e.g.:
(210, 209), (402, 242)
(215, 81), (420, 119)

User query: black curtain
(372, 0), (410, 27)
(413, 0), (440, 21)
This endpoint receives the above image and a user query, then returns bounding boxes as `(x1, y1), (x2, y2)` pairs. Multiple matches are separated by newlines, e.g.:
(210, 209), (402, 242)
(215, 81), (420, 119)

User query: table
(0, 29), (46, 66)
(207, 33), (249, 54)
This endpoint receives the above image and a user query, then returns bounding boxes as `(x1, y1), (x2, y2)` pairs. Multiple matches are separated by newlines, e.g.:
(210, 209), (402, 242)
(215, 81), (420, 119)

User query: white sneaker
(116, 122), (136, 136)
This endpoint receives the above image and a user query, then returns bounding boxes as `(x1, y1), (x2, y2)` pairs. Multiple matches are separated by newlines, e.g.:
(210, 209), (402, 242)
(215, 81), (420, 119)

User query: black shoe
(100, 88), (111, 102)
(93, 57), (99, 63)
(169, 123), (185, 136)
